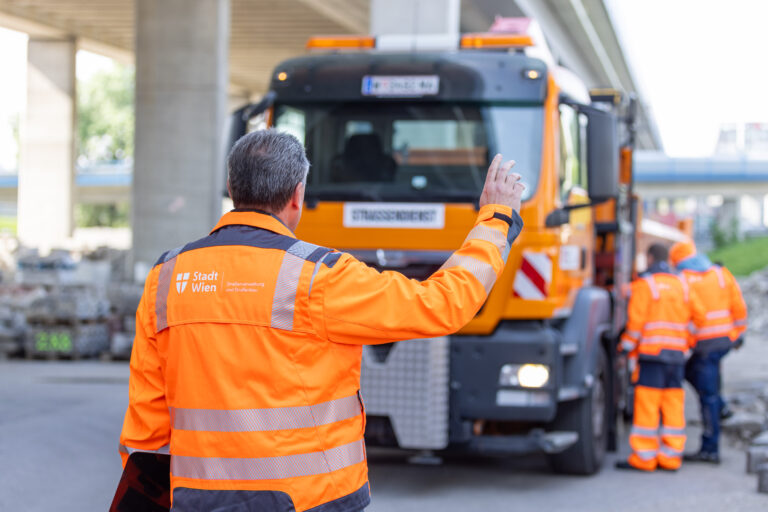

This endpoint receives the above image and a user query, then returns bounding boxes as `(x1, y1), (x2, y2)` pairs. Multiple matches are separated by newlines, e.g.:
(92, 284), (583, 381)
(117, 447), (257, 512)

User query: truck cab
(232, 21), (637, 474)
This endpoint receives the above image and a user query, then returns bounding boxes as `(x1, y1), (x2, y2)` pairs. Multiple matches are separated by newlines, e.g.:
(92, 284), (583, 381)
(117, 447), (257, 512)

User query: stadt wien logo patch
(176, 272), (190, 293)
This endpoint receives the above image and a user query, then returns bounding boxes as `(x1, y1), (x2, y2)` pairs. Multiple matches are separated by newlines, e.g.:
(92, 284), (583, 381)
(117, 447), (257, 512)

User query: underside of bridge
(0, 0), (661, 263)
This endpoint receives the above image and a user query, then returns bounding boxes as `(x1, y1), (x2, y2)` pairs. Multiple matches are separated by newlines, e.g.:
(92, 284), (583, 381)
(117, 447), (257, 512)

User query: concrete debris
(751, 431), (768, 446)
(758, 464), (768, 494)
(747, 445), (768, 474)
(722, 412), (767, 441)
(0, 245), (142, 360)
(738, 268), (768, 335)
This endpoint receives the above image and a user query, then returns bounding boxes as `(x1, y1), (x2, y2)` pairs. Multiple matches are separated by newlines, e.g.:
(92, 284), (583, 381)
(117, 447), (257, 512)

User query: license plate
(361, 75), (440, 97)
(343, 203), (445, 229)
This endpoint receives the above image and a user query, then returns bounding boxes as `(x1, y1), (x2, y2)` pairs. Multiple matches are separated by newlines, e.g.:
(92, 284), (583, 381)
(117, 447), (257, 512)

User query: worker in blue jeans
(671, 242), (747, 463)
(684, 348), (730, 461)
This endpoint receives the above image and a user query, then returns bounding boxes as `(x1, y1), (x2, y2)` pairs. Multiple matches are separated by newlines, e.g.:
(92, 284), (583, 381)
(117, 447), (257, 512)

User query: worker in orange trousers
(616, 243), (706, 472)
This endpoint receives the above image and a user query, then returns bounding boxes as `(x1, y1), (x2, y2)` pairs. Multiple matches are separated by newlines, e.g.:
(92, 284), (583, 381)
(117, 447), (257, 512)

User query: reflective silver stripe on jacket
(465, 225), (510, 263)
(271, 248), (305, 331)
(440, 254), (496, 295)
(629, 426), (658, 438)
(155, 245), (185, 332)
(644, 321), (688, 332)
(119, 443), (170, 455)
(643, 276), (659, 300)
(677, 275), (689, 302)
(171, 394), (362, 432)
(706, 309), (731, 320)
(660, 426), (686, 437)
(308, 252), (329, 296)
(734, 319), (747, 327)
(640, 336), (688, 347)
(171, 438), (366, 481)
(713, 266), (725, 288)
(695, 324), (733, 337)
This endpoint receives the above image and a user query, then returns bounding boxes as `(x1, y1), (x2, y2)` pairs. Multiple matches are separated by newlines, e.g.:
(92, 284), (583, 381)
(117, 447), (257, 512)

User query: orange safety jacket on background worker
(619, 263), (707, 471)
(119, 205), (522, 512)
(670, 242), (747, 353)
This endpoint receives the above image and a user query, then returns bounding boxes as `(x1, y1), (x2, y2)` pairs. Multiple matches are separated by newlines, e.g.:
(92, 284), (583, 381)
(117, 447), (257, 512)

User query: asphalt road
(1, 341), (766, 512)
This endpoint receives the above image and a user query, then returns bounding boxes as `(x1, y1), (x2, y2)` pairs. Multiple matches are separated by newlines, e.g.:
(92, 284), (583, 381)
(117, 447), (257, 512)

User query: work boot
(720, 404), (734, 420)
(615, 460), (650, 472)
(683, 451), (720, 464)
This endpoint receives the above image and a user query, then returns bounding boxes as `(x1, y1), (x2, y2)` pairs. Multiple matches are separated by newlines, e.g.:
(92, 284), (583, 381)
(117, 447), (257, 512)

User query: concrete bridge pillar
(132, 0), (230, 269)
(17, 37), (76, 251)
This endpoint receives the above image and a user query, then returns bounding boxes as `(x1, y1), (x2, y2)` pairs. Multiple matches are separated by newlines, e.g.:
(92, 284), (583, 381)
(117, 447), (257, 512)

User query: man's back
(122, 206), (521, 511)
(118, 131), (525, 511)
(680, 266), (747, 349)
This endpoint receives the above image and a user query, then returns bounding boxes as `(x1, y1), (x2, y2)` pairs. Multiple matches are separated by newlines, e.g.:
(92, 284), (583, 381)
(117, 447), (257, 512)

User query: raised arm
(309, 156), (524, 345)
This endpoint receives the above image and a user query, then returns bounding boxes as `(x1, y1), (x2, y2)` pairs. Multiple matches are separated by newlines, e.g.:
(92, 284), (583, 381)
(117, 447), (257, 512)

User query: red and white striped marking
(513, 251), (552, 300)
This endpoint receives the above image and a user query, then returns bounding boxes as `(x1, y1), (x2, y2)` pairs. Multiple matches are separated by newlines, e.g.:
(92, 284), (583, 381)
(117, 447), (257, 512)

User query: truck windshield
(273, 102), (543, 203)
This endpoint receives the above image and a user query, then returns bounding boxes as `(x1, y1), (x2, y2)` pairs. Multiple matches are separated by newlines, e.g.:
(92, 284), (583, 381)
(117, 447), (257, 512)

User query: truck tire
(548, 347), (609, 475)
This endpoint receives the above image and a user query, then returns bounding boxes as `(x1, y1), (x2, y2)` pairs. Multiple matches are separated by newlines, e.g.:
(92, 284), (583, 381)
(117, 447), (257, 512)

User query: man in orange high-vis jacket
(117, 130), (525, 512)
(616, 244), (707, 472)
(670, 241), (748, 464)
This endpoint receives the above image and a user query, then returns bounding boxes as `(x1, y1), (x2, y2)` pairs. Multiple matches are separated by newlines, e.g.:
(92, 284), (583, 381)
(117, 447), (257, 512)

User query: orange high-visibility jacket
(119, 205), (522, 512)
(680, 265), (747, 352)
(620, 270), (707, 364)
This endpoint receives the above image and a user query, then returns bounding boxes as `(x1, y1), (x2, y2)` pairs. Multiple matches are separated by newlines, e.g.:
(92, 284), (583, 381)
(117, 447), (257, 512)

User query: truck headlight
(499, 364), (550, 388)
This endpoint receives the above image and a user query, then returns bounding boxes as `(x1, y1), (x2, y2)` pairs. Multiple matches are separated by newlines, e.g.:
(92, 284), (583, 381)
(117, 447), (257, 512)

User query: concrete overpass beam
(18, 37), (76, 251)
(132, 0), (230, 268)
(371, 0), (460, 35)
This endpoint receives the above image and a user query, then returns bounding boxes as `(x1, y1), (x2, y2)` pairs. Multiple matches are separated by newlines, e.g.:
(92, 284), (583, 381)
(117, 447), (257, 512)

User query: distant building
(715, 123), (768, 155)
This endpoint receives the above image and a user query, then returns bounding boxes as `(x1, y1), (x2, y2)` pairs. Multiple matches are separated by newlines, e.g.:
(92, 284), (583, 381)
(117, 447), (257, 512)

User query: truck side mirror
(545, 208), (570, 227)
(582, 106), (619, 202)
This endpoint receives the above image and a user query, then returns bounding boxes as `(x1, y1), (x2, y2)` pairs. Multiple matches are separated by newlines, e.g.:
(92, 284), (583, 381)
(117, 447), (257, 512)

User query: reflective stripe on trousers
(171, 394), (362, 432)
(171, 439), (366, 481)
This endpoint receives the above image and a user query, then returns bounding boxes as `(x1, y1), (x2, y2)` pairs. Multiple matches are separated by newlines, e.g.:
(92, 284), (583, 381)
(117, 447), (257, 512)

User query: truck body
(230, 22), (651, 474)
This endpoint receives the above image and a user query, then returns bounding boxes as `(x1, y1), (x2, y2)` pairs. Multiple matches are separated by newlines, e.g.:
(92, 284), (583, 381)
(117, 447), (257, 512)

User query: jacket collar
(644, 261), (674, 276)
(210, 209), (296, 238)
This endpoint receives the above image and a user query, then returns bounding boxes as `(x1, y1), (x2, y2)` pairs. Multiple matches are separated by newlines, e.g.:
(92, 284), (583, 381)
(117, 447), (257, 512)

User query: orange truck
(228, 18), (662, 474)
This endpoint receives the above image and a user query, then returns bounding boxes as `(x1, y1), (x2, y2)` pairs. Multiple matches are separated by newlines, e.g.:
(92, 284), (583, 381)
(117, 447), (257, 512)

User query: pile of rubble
(0, 247), (142, 360)
(724, 384), (768, 494)
(738, 267), (768, 335)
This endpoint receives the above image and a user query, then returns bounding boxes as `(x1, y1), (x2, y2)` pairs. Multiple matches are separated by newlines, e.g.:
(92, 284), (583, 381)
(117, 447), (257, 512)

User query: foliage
(708, 236), (768, 276)
(709, 217), (740, 249)
(75, 203), (130, 228)
(77, 64), (134, 163)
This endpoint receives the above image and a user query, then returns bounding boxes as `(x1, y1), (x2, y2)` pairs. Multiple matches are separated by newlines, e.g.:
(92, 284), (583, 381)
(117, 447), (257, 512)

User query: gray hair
(227, 129), (309, 211)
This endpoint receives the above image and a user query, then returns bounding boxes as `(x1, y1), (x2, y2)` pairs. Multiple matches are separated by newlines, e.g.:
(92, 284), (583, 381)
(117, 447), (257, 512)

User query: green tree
(77, 63), (134, 163)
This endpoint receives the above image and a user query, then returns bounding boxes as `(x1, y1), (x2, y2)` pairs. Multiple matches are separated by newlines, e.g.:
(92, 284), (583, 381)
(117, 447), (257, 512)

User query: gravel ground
(0, 338), (766, 512)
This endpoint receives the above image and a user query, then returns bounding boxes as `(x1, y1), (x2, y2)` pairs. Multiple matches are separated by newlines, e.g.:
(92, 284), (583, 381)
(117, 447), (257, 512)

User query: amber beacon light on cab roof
(226, 17), (690, 475)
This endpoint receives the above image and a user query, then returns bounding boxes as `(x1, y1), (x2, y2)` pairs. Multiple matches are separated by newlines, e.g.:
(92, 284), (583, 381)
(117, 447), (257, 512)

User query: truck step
(560, 343), (579, 356)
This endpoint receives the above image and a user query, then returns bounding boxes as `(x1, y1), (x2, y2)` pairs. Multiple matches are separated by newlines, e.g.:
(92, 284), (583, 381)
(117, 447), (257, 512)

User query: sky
(2, 2), (768, 163)
(606, 0), (768, 156)
(0, 27), (113, 171)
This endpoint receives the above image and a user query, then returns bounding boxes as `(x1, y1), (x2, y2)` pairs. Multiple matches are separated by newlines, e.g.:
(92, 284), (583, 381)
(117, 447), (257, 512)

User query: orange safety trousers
(629, 361), (686, 471)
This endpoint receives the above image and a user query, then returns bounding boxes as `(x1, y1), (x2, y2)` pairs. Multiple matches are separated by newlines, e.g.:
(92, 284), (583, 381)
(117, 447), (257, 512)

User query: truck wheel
(548, 347), (609, 475)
